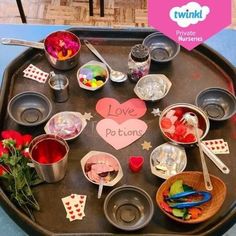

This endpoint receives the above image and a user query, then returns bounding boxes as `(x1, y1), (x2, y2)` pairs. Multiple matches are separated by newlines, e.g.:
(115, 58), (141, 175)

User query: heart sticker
(96, 98), (147, 124)
(96, 119), (148, 150)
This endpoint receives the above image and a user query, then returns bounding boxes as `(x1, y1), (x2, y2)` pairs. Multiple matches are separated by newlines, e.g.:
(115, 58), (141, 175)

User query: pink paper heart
(96, 119), (147, 150)
(96, 98), (147, 123)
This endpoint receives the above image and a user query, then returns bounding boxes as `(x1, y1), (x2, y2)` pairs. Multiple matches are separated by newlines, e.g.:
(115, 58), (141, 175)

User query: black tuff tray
(0, 27), (236, 236)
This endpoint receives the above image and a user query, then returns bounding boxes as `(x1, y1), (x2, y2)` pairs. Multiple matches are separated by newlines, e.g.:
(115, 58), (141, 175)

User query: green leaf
(30, 177), (44, 186)
(9, 156), (20, 166)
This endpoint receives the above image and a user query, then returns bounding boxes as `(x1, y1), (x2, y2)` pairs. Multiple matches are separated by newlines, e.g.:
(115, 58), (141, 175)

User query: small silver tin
(48, 72), (69, 103)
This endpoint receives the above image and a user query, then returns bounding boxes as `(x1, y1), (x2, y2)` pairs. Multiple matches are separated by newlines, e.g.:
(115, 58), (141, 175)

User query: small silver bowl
(143, 32), (180, 62)
(195, 87), (236, 121)
(77, 60), (109, 91)
(134, 74), (172, 102)
(150, 143), (187, 179)
(7, 91), (52, 126)
(44, 111), (87, 141)
(104, 185), (154, 231)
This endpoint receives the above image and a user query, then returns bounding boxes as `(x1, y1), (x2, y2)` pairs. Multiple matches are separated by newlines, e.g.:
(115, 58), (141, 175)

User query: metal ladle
(182, 112), (213, 191)
(84, 40), (127, 83)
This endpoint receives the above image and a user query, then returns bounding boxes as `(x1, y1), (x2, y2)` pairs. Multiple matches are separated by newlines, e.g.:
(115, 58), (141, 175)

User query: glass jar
(128, 44), (151, 82)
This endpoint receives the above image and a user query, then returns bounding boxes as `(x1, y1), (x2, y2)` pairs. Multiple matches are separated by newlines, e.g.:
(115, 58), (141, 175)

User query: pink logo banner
(148, 0), (232, 50)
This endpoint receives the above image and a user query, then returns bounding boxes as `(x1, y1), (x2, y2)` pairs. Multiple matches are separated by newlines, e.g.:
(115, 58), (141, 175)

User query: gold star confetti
(83, 112), (93, 121)
(141, 141), (152, 151)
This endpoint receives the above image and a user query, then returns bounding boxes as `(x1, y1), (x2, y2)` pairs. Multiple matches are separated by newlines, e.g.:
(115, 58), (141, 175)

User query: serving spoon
(181, 112), (213, 191)
(84, 40), (127, 83)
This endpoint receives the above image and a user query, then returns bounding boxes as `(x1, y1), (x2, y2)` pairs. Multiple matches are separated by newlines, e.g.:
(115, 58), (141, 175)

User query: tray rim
(0, 27), (236, 236)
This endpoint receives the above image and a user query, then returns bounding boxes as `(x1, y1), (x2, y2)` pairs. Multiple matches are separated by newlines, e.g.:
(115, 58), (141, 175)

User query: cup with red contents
(159, 103), (210, 146)
(44, 31), (81, 70)
(1, 30), (81, 70)
(29, 134), (69, 183)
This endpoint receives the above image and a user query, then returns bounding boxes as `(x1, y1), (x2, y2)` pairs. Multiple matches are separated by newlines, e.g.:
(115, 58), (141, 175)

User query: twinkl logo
(170, 2), (210, 28)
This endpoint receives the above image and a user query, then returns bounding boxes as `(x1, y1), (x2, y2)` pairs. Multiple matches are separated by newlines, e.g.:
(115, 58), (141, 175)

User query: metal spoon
(84, 40), (127, 83)
(182, 112), (213, 191)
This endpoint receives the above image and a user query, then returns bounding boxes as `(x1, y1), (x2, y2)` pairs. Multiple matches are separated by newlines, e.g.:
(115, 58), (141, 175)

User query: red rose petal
(161, 117), (172, 129)
(174, 108), (184, 118)
(175, 124), (187, 136)
(183, 134), (196, 143)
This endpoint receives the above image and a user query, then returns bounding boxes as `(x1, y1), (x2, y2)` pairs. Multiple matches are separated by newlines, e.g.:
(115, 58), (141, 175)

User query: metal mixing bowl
(104, 185), (154, 231)
(195, 87), (236, 121)
(143, 32), (180, 62)
(7, 91), (52, 126)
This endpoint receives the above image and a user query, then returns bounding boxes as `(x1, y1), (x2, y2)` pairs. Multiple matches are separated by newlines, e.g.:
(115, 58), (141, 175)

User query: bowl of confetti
(159, 103), (210, 146)
(44, 31), (81, 70)
(134, 74), (172, 102)
(44, 111), (87, 141)
(77, 61), (109, 91)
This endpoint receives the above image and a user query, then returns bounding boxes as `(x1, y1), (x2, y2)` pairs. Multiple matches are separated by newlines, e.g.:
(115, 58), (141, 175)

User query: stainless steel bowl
(143, 32), (180, 62)
(134, 74), (172, 102)
(159, 103), (210, 146)
(150, 143), (187, 179)
(195, 87), (236, 121)
(7, 91), (52, 126)
(104, 185), (154, 231)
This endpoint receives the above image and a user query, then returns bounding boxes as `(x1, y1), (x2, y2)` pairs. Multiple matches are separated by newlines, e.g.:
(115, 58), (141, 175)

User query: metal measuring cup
(29, 134), (69, 183)
(48, 71), (69, 103)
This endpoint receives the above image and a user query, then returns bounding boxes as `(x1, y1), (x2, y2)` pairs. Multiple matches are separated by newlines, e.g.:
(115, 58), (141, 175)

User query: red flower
(22, 134), (32, 147)
(2, 130), (21, 139)
(0, 141), (8, 156)
(0, 165), (6, 176)
(21, 148), (30, 159)
(1, 130), (23, 150)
